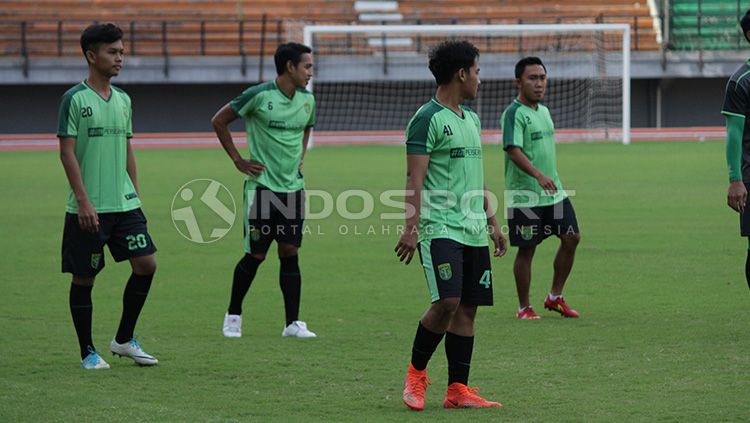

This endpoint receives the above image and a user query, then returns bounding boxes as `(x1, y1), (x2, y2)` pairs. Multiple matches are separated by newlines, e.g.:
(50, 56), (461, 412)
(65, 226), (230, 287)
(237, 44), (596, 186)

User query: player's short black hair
(428, 40), (479, 85)
(274, 42), (312, 76)
(515, 56), (547, 79)
(741, 9), (750, 43)
(80, 23), (123, 62)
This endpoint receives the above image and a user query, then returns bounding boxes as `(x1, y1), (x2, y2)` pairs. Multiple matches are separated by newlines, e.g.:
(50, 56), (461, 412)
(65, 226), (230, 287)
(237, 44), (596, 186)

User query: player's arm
(59, 137), (99, 232)
(300, 126), (312, 173)
(722, 78), (748, 213)
(725, 113), (747, 213)
(126, 138), (139, 196)
(395, 154), (429, 264)
(506, 146), (557, 195)
(211, 103), (265, 176)
(483, 184), (507, 257)
(301, 99), (315, 173)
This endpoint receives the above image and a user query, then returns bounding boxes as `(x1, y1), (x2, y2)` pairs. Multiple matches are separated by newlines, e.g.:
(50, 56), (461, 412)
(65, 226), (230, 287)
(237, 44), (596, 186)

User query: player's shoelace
(465, 386), (481, 397)
(83, 346), (104, 366)
(125, 338), (151, 357)
(129, 338), (143, 350)
(451, 384), (483, 400)
(407, 373), (431, 395)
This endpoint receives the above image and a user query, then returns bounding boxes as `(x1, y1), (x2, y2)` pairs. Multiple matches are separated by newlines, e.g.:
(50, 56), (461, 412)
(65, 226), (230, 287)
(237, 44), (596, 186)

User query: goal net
(303, 24), (631, 144)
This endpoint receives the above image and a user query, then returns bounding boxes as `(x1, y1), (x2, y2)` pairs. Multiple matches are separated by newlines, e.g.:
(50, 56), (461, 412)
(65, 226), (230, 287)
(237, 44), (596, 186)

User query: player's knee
(248, 253), (266, 263)
(516, 246), (536, 260)
(278, 244), (298, 258)
(457, 304), (478, 321)
(72, 275), (95, 287)
(561, 233), (581, 248)
(133, 256), (157, 275)
(432, 297), (461, 317)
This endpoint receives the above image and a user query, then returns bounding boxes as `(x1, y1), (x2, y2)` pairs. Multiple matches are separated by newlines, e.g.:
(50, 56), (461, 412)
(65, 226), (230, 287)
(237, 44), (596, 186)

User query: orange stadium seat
(399, 0), (658, 51)
(0, 0), (659, 57)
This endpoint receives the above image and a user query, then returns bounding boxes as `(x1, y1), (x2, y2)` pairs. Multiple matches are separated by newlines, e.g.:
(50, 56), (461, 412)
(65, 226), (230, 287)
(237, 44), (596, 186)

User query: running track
(0, 128), (726, 151)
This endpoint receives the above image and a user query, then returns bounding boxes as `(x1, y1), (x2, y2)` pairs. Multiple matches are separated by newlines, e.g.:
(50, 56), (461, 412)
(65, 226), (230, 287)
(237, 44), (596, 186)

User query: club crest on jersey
(438, 263), (452, 280)
(90, 253), (102, 269)
(122, 106), (128, 119)
(304, 103), (311, 113)
(520, 226), (534, 241)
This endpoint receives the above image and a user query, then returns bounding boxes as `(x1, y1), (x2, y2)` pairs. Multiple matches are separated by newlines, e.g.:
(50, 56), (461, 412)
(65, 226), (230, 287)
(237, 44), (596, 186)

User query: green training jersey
(721, 60), (750, 182)
(501, 99), (567, 208)
(406, 98), (488, 247)
(230, 80), (316, 193)
(57, 81), (140, 214)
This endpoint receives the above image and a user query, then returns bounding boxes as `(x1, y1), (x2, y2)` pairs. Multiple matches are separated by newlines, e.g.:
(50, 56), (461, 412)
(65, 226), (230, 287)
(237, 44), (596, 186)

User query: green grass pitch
(0, 141), (748, 421)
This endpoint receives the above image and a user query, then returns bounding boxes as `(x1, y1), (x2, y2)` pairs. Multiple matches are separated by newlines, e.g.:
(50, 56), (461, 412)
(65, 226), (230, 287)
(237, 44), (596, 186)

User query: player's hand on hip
(235, 159), (266, 177)
(395, 231), (418, 265)
(536, 174), (557, 195)
(77, 199), (100, 233)
(727, 180), (747, 213)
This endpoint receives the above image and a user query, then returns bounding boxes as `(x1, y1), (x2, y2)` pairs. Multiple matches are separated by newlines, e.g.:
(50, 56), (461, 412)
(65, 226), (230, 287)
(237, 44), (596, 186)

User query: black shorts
(243, 180), (304, 254)
(417, 238), (494, 306)
(507, 197), (580, 248)
(62, 208), (157, 277)
(740, 182), (750, 236)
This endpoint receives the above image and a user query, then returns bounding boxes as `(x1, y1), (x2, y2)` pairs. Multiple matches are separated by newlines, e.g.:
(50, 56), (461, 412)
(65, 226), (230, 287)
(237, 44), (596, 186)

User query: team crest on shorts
(520, 225), (534, 241)
(250, 229), (261, 242)
(90, 253), (102, 269)
(438, 263), (452, 280)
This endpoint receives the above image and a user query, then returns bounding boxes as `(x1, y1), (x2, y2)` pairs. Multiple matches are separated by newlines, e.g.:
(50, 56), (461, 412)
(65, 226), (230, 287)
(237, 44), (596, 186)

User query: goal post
(303, 23), (631, 145)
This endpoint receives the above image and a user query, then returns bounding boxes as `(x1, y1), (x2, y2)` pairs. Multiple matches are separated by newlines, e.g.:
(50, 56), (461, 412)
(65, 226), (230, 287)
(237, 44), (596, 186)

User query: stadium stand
(0, 0), (660, 57)
(0, 0), (357, 56)
(669, 0), (744, 50)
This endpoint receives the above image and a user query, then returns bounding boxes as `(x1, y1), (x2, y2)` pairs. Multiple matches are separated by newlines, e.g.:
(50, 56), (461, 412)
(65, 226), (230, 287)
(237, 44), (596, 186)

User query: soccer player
(395, 40), (507, 411)
(722, 9), (750, 290)
(500, 57), (581, 320)
(58, 23), (158, 369)
(212, 42), (317, 338)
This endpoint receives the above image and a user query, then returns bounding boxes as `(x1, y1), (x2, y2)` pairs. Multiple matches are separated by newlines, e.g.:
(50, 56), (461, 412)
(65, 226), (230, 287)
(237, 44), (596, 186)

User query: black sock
(445, 332), (474, 386)
(745, 250), (750, 290)
(279, 255), (301, 326)
(115, 272), (154, 344)
(410, 321), (445, 371)
(69, 283), (94, 359)
(228, 254), (263, 315)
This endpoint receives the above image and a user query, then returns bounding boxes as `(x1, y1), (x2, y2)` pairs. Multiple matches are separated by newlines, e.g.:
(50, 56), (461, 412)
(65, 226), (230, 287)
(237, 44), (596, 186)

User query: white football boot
(281, 321), (317, 338)
(223, 313), (242, 338)
(110, 338), (159, 366)
(81, 347), (110, 370)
